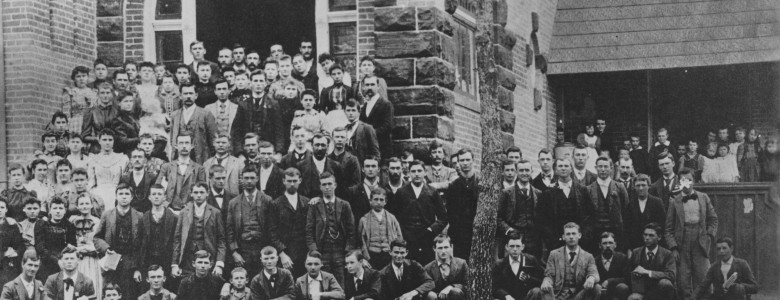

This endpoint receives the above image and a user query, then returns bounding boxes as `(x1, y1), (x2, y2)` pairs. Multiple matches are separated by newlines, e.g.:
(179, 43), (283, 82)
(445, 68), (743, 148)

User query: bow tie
(346, 122), (356, 131)
(682, 193), (698, 203)
(63, 278), (74, 289)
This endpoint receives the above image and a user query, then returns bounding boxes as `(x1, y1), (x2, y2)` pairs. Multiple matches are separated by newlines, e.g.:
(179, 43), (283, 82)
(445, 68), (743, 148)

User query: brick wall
(96, 0), (123, 67)
(124, 0), (143, 62)
(3, 0), (96, 165)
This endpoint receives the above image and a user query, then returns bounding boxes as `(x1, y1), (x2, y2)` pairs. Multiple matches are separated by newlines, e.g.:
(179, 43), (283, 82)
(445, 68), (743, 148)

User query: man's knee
(526, 287), (543, 300)
(627, 293), (643, 300)
(426, 291), (438, 300)
(658, 279), (675, 291)
(614, 283), (630, 297)
(448, 288), (465, 300)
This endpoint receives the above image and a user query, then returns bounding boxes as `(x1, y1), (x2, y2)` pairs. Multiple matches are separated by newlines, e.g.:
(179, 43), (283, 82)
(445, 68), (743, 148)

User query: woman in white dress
(88, 129), (129, 212)
(701, 143), (740, 183)
(576, 123), (600, 173)
(69, 195), (103, 300)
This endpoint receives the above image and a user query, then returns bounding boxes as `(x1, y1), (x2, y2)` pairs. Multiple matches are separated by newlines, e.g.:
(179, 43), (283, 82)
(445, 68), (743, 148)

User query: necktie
(520, 188), (528, 197)
(397, 268), (403, 281)
(326, 202), (334, 213)
(356, 278), (362, 290)
(440, 263), (450, 278)
(647, 251), (655, 262)
(220, 103), (226, 113)
(216, 156), (225, 166)
(569, 252), (576, 264)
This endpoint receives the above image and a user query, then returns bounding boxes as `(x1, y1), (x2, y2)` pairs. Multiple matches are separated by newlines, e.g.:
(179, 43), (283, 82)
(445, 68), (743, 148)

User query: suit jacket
(395, 184), (448, 240)
(170, 105), (217, 164)
(319, 84), (354, 112)
(347, 122), (380, 165)
(1, 275), (44, 300)
(629, 148), (650, 176)
(344, 268), (381, 300)
(595, 252), (630, 281)
(296, 157), (343, 199)
(226, 191), (273, 251)
(497, 184), (541, 237)
(359, 96), (394, 159)
(346, 183), (372, 224)
(423, 257), (469, 293)
(94, 207), (144, 270)
(137, 289), (176, 300)
(118, 170), (157, 212)
(204, 100), (239, 136)
(305, 197), (356, 252)
(328, 152), (362, 198)
(269, 195), (310, 257)
(207, 189), (236, 225)
(379, 260), (434, 300)
(109, 111), (140, 155)
(42, 272), (96, 300)
(586, 180), (629, 231)
(536, 183), (595, 247)
(231, 95), (285, 154)
(293, 272), (344, 300)
(695, 257), (758, 298)
(259, 165), (285, 200)
(139, 208), (178, 269)
(628, 246), (676, 291)
(543, 247), (599, 294)
(249, 268), (295, 300)
(665, 191), (718, 257)
(188, 60), (221, 83)
(172, 202), (226, 266)
(203, 155), (245, 197)
(491, 254), (544, 300)
(155, 160), (207, 211)
(624, 195), (666, 250)
(279, 151), (311, 171)
(572, 169), (597, 187)
(649, 175), (681, 210)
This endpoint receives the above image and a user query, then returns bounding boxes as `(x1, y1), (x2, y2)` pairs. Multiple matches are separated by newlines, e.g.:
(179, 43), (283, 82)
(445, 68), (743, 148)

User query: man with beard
(396, 160), (448, 264)
(280, 126), (312, 170)
(170, 83), (217, 164)
(360, 75), (394, 160)
(586, 157), (628, 253)
(256, 141), (285, 199)
(187, 41), (220, 83)
(203, 134), (244, 196)
(226, 165), (273, 280)
(193, 62), (217, 108)
(217, 47), (233, 70)
(245, 51), (262, 72)
(498, 159), (542, 259)
(344, 99), (379, 166)
(594, 232), (630, 300)
(447, 149), (479, 259)
(383, 158), (406, 215)
(82, 82), (118, 154)
(624, 174), (666, 251)
(204, 79), (238, 138)
(231, 72), (286, 156)
(532, 148), (556, 192)
(537, 158), (595, 252)
(240, 133), (262, 173)
(269, 168), (310, 278)
(294, 39), (318, 90)
(118, 149), (157, 213)
(572, 146), (597, 186)
(425, 141), (457, 191)
(297, 133), (344, 198)
(347, 156), (381, 223)
(269, 55), (305, 101)
(231, 44), (247, 73)
(329, 127), (362, 198)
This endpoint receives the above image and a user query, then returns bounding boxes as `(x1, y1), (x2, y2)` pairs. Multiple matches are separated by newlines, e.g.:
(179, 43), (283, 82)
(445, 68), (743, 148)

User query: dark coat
(624, 194), (666, 250)
(586, 180), (629, 233)
(446, 175), (479, 256)
(328, 151), (362, 198)
(346, 183), (372, 224)
(423, 257), (469, 293)
(279, 150), (310, 171)
(139, 208), (178, 270)
(344, 268), (381, 300)
(172, 202), (226, 266)
(695, 257), (758, 298)
(170, 106), (217, 164)
(305, 198), (356, 252)
(497, 184), (542, 237)
(81, 104), (117, 154)
(359, 96), (394, 159)
(94, 208), (144, 270)
(595, 252), (630, 281)
(260, 165), (285, 200)
(109, 111), (140, 155)
(206, 189), (236, 225)
(347, 122), (380, 165)
(296, 156), (343, 199)
(231, 94), (286, 154)
(225, 192), (273, 252)
(379, 259), (434, 300)
(293, 271), (343, 300)
(572, 169), (597, 187)
(491, 254), (544, 300)
(319, 84), (354, 112)
(43, 272), (96, 300)
(531, 173), (555, 193)
(395, 184), (448, 240)
(248, 268), (295, 300)
(628, 246), (676, 290)
(664, 191), (718, 257)
(536, 182), (594, 248)
(649, 175), (681, 211)
(118, 170), (157, 212)
(269, 194), (310, 277)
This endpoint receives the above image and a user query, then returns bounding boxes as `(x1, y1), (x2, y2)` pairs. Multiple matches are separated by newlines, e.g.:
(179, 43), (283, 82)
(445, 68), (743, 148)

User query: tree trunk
(468, 1), (506, 300)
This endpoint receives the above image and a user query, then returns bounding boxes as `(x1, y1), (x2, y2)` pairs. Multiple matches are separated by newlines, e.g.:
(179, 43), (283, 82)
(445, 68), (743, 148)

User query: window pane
(330, 22), (357, 80)
(454, 24), (476, 97)
(330, 0), (356, 11)
(156, 0), (182, 20)
(156, 31), (183, 70)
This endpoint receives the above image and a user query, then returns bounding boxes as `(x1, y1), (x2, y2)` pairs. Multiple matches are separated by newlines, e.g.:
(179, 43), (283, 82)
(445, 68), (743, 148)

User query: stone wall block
(415, 57), (457, 90)
(497, 66), (517, 91)
(412, 115), (455, 141)
(375, 31), (455, 61)
(374, 7), (416, 32)
(417, 7), (454, 36)
(387, 86), (455, 118)
(375, 58), (415, 87)
(498, 86), (514, 111)
(97, 18), (123, 41)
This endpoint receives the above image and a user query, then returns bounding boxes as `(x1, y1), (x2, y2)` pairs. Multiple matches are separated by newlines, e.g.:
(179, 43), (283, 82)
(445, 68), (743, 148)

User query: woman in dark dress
(759, 137), (780, 182)
(111, 91), (141, 156)
(0, 198), (25, 284)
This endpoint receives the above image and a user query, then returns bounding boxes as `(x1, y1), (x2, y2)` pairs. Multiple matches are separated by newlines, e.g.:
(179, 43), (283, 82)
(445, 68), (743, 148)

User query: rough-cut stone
(374, 0), (397, 7)
(97, 43), (124, 67)
(375, 31), (455, 61)
(393, 139), (454, 164)
(498, 86), (513, 112)
(493, 0), (508, 26)
(501, 132), (515, 149)
(375, 58), (415, 87)
(499, 109), (516, 133)
(497, 66), (516, 91)
(387, 86), (455, 118)
(494, 44), (513, 70)
(444, 0), (458, 14)
(393, 117), (411, 140)
(412, 115), (454, 141)
(97, 18), (123, 42)
(492, 25), (517, 49)
(97, 0), (122, 17)
(415, 57), (456, 90)
(374, 7), (416, 32)
(417, 7), (454, 36)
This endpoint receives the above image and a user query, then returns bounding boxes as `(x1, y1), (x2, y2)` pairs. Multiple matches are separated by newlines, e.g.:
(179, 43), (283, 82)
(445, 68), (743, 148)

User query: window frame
(143, 0), (196, 66)
(452, 7), (480, 101)
(315, 0), (358, 85)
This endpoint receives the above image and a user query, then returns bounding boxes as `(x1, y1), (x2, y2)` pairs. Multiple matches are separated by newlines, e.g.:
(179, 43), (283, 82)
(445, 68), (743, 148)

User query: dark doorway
(196, 0), (316, 62)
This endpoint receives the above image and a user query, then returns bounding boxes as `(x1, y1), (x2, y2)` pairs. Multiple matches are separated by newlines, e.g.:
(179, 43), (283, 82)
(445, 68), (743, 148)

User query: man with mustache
(359, 75), (394, 160)
(594, 232), (630, 300)
(169, 82), (218, 164)
(297, 132), (344, 199)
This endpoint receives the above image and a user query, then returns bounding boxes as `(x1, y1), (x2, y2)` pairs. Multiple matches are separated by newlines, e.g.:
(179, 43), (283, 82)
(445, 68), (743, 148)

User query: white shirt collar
(722, 256), (734, 265)
(285, 192), (298, 209)
(646, 246), (659, 256)
(354, 268), (364, 281)
(597, 177), (611, 187)
(307, 273), (323, 284)
(244, 190), (256, 201)
(194, 202), (207, 216)
(558, 180), (572, 189)
(516, 181), (531, 190)
(323, 196), (335, 204)
(212, 187), (223, 196)
(392, 263), (403, 277)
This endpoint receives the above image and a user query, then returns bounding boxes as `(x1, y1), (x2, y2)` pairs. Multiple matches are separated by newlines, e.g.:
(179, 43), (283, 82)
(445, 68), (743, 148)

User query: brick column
(373, 5), (457, 161)
(96, 0), (124, 67)
(489, 0), (518, 148)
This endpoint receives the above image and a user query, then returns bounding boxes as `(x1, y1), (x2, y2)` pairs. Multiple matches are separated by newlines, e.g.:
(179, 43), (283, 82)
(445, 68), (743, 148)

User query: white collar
(244, 190), (257, 200)
(645, 246), (659, 256)
(597, 177), (612, 187)
(655, 140), (670, 147)
(558, 180), (572, 189)
(285, 191), (298, 199)
(307, 273), (323, 283)
(354, 268), (364, 281)
(722, 256), (734, 265)
(264, 269), (277, 279)
(322, 196), (335, 204)
(392, 263), (403, 274)
(516, 181), (531, 190)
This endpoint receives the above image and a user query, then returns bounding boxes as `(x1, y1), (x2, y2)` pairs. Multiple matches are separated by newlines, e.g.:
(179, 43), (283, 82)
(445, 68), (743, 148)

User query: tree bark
(468, 1), (505, 300)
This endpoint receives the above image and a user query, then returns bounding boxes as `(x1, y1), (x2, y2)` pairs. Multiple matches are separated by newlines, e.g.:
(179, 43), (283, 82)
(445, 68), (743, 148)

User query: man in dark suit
(627, 223), (676, 300)
(346, 156), (381, 223)
(94, 183), (144, 299)
(231, 72), (285, 156)
(532, 148), (556, 192)
(498, 159), (543, 259)
(446, 150), (478, 259)
(226, 165), (273, 280)
(187, 41), (221, 83)
(344, 100), (380, 165)
(648, 128), (675, 181)
(330, 127), (362, 198)
(615, 157), (637, 198)
(573, 146), (597, 186)
(42, 246), (96, 300)
(269, 168), (310, 278)
(586, 157), (629, 253)
(491, 232), (544, 300)
(383, 158), (406, 216)
(1, 249), (45, 300)
(695, 237), (758, 300)
(119, 149), (157, 213)
(205, 165), (236, 221)
(423, 235), (469, 300)
(170, 83), (218, 164)
(256, 141), (285, 199)
(649, 153), (681, 210)
(624, 175), (666, 250)
(379, 239), (434, 300)
(595, 232), (630, 300)
(359, 75), (394, 160)
(248, 246), (296, 300)
(396, 161), (448, 264)
(279, 126), (311, 171)
(297, 132), (343, 199)
(203, 134), (244, 195)
(537, 158), (595, 253)
(344, 250), (381, 300)
(139, 185), (178, 289)
(156, 133), (208, 213)
(305, 172), (356, 285)
(171, 183), (226, 279)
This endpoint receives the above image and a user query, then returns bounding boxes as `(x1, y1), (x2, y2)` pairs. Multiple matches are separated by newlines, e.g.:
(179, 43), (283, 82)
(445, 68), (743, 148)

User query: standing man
(498, 159), (542, 259)
(1, 249), (44, 300)
(42, 246), (96, 300)
(540, 223), (600, 300)
(396, 161), (448, 264)
(359, 75), (394, 160)
(205, 165), (235, 224)
(344, 100), (380, 165)
(586, 157), (628, 253)
(594, 232), (630, 300)
(347, 156), (381, 222)
(424, 141), (458, 191)
(383, 158), (406, 216)
(297, 133), (343, 199)
(226, 165), (273, 280)
(491, 232), (544, 300)
(532, 149), (556, 192)
(649, 153), (680, 210)
(537, 159), (594, 254)
(203, 134), (244, 196)
(231, 44), (247, 72)
(257, 141), (285, 199)
(305, 172), (356, 285)
(423, 235), (469, 300)
(217, 47), (233, 70)
(139, 185), (178, 284)
(119, 149), (157, 213)
(446, 150), (478, 259)
(695, 237), (758, 300)
(269, 168), (310, 278)
(231, 72), (285, 155)
(627, 223), (676, 300)
(623, 174), (666, 251)
(665, 169), (718, 300)
(171, 183), (226, 279)
(649, 128), (674, 181)
(614, 158), (636, 197)
(280, 127), (311, 171)
(204, 79), (239, 138)
(297, 38), (318, 91)
(595, 118), (612, 158)
(156, 133), (208, 213)
(329, 127), (362, 198)
(572, 146), (597, 186)
(170, 82), (218, 164)
(379, 239), (435, 300)
(187, 41), (220, 83)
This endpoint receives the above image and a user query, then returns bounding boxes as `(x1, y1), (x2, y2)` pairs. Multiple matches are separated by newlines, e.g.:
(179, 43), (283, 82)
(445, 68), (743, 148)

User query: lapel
(317, 201), (327, 224)
(203, 204), (213, 225)
(575, 250), (584, 280)
(228, 101), (238, 123)
(696, 191), (707, 221)
(172, 109), (182, 134)
(725, 260), (737, 281)
(182, 162), (195, 183)
(259, 273), (273, 298)
(74, 273), (85, 295)
(181, 205), (193, 243)
(334, 199), (342, 222)
(300, 277), (309, 298)
(13, 278), (27, 300)
(674, 198), (685, 224)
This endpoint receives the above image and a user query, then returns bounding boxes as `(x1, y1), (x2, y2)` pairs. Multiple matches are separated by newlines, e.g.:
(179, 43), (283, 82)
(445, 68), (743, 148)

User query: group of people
(0, 36), (765, 300)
